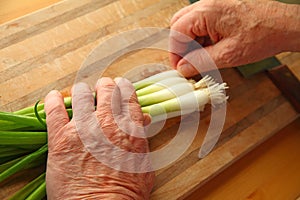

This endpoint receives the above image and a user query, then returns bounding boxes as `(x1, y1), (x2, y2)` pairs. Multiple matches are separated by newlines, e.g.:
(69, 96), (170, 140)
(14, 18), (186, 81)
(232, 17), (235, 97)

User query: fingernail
(46, 90), (61, 99)
(97, 77), (113, 86)
(178, 64), (194, 77)
(48, 90), (60, 95)
(114, 77), (126, 85)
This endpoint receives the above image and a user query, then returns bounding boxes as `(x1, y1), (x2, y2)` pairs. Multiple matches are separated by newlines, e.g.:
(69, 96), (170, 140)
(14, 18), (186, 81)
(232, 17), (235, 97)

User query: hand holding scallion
(170, 0), (300, 77)
(45, 77), (155, 200)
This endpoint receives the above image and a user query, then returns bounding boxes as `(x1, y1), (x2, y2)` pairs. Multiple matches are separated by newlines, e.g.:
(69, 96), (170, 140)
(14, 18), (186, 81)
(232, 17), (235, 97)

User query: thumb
(177, 40), (233, 77)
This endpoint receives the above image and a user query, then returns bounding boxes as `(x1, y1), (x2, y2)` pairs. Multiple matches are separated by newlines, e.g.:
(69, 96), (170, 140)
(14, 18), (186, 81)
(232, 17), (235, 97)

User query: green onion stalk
(0, 70), (228, 199)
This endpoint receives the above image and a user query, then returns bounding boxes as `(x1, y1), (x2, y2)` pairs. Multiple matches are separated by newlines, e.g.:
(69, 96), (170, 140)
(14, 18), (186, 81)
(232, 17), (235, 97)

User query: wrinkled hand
(170, 0), (300, 77)
(45, 77), (154, 200)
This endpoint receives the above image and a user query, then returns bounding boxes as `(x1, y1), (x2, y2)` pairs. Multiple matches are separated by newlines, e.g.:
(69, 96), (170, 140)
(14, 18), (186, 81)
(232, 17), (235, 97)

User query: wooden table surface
(0, 0), (299, 199)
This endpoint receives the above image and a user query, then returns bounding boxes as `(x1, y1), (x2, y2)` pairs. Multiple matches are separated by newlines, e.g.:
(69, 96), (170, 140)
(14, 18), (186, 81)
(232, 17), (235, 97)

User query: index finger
(169, 35), (188, 68)
(170, 11), (209, 69)
(170, 4), (194, 26)
(171, 10), (208, 41)
(44, 90), (69, 143)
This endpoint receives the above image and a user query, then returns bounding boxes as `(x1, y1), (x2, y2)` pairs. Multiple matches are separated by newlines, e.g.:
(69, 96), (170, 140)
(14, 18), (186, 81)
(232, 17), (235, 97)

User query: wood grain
(187, 117), (300, 200)
(0, 0), (61, 24)
(1, 0), (300, 199)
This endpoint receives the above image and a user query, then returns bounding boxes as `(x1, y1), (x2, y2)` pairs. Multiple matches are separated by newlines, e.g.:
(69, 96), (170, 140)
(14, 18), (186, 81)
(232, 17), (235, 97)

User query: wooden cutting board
(0, 0), (299, 199)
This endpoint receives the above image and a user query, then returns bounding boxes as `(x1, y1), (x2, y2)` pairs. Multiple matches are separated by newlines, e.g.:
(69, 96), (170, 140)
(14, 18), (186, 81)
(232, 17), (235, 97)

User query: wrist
(95, 186), (150, 200)
(63, 186), (149, 200)
(74, 180), (151, 200)
(84, 192), (141, 200)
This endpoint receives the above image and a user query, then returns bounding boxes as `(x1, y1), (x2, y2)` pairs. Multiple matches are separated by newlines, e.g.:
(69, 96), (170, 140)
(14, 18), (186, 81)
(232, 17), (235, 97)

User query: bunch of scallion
(0, 70), (228, 199)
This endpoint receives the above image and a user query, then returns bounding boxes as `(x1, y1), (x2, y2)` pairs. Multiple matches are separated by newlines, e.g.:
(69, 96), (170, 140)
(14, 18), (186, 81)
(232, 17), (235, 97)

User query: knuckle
(46, 104), (64, 117)
(46, 111), (68, 127)
(217, 41), (241, 66)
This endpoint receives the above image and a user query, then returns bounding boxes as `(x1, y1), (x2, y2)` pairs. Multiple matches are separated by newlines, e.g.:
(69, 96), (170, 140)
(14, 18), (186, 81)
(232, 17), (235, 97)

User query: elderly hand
(170, 0), (300, 77)
(45, 77), (154, 200)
